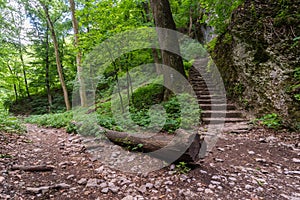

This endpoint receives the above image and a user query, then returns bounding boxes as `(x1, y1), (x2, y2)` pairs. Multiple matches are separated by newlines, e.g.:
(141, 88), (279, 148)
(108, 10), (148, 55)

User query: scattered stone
(248, 151), (255, 155)
(0, 176), (4, 183)
(122, 195), (134, 200)
(211, 175), (221, 180)
(145, 183), (154, 189)
(109, 186), (120, 193)
(86, 179), (98, 187)
(217, 147), (225, 152)
(67, 175), (75, 180)
(245, 185), (253, 190)
(255, 158), (266, 163)
(54, 183), (70, 189)
(138, 185), (147, 193)
(208, 184), (216, 189)
(77, 178), (87, 185)
(204, 188), (213, 194)
(99, 182), (107, 188)
(164, 181), (173, 185)
(228, 177), (237, 182)
(285, 171), (300, 175)
(170, 164), (175, 170)
(180, 174), (188, 181)
(95, 166), (104, 173)
(101, 188), (109, 194)
(214, 158), (224, 162)
(292, 158), (300, 163)
(211, 181), (221, 185)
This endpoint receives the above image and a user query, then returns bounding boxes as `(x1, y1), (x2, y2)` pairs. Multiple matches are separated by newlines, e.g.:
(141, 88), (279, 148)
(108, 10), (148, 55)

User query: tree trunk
(45, 24), (52, 110)
(150, 0), (187, 100)
(40, 2), (71, 111)
(103, 128), (202, 163)
(19, 48), (31, 101)
(69, 0), (87, 107)
(142, 1), (163, 75)
(7, 64), (18, 101)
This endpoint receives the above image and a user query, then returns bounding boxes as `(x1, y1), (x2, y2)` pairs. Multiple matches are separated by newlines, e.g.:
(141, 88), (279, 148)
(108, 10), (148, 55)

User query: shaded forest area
(0, 0), (300, 199)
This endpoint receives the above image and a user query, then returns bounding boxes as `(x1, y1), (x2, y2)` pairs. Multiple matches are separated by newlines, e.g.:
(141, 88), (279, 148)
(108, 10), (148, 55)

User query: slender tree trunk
(69, 0), (88, 107)
(7, 65), (18, 101)
(11, 10), (31, 101)
(19, 46), (31, 101)
(142, 1), (163, 74)
(40, 2), (71, 111)
(150, 0), (186, 100)
(45, 25), (52, 110)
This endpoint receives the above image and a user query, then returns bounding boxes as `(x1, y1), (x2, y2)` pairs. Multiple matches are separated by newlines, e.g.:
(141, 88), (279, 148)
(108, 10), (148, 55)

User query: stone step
(198, 99), (226, 104)
(195, 91), (216, 95)
(200, 104), (236, 111)
(193, 88), (218, 92)
(202, 117), (247, 124)
(198, 95), (226, 100)
(202, 110), (243, 118)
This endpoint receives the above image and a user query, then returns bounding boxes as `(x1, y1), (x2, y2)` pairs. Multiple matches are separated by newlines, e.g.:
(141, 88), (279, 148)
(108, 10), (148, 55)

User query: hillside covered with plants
(0, 0), (299, 132)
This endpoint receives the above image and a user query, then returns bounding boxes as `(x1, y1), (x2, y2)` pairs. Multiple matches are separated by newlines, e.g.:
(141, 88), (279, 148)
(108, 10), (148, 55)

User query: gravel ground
(0, 124), (299, 200)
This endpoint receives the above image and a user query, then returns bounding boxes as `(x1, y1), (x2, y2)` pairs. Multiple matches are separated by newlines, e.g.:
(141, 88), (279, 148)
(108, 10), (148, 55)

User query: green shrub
(0, 110), (25, 134)
(256, 113), (282, 129)
(25, 111), (75, 133)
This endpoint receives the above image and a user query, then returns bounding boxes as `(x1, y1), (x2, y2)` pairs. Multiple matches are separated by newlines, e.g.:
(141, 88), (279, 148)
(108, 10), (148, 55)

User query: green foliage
(175, 161), (191, 174)
(131, 84), (164, 110)
(0, 110), (25, 134)
(9, 91), (66, 115)
(95, 82), (200, 134)
(25, 111), (75, 133)
(288, 67), (300, 101)
(207, 37), (218, 52)
(0, 154), (13, 159)
(200, 0), (244, 33)
(256, 113), (282, 129)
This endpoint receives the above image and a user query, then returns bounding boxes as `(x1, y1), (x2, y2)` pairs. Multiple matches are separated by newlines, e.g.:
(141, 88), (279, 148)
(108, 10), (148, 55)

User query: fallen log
(104, 128), (202, 163)
(11, 165), (54, 172)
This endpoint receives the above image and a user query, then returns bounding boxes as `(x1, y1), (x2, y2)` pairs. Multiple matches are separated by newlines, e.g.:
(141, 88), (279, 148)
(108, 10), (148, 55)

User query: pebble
(212, 175), (221, 180)
(204, 188), (213, 194)
(26, 186), (49, 194)
(255, 158), (266, 163)
(86, 179), (99, 187)
(101, 188), (109, 194)
(0, 176), (4, 183)
(248, 151), (255, 155)
(138, 185), (147, 193)
(145, 183), (154, 189)
(228, 177), (237, 181)
(109, 186), (120, 193)
(99, 182), (107, 188)
(211, 181), (221, 185)
(292, 158), (300, 163)
(164, 181), (173, 185)
(245, 185), (253, 190)
(67, 175), (75, 180)
(214, 158), (224, 162)
(122, 196), (134, 200)
(77, 178), (87, 185)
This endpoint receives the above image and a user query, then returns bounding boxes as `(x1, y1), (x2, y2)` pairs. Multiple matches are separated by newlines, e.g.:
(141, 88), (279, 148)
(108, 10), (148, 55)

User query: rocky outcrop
(212, 0), (300, 129)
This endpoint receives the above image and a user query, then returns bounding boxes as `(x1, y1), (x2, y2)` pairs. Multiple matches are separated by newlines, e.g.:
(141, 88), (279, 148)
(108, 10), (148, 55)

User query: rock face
(212, 0), (300, 128)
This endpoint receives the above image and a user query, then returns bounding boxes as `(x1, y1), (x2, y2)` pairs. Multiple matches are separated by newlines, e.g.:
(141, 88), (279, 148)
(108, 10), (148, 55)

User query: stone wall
(212, 0), (300, 128)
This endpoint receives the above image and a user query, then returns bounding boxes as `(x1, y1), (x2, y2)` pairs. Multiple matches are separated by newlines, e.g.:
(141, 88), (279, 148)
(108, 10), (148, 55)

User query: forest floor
(0, 124), (299, 200)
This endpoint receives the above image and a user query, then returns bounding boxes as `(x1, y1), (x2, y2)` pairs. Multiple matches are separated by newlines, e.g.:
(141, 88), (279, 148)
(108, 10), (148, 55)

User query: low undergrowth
(0, 110), (25, 134)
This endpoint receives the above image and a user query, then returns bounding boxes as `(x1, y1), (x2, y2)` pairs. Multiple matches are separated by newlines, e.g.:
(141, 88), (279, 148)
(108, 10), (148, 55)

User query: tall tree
(69, 0), (87, 107)
(39, 1), (71, 111)
(150, 0), (186, 99)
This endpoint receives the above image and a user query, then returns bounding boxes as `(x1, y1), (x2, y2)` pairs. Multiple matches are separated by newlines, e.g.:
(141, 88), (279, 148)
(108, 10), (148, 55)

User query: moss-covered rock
(213, 0), (300, 129)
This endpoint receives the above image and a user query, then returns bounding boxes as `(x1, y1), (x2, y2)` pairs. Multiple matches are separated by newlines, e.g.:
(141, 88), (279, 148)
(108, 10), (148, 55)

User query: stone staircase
(189, 62), (250, 134)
